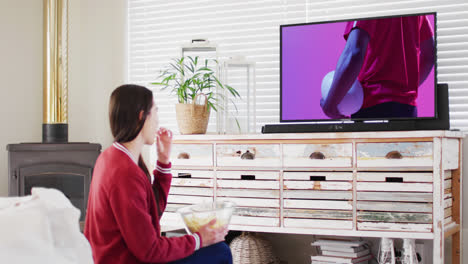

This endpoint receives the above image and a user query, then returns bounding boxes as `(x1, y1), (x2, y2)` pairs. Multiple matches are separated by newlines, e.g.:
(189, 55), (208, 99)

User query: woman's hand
(197, 219), (229, 248)
(156, 127), (172, 164)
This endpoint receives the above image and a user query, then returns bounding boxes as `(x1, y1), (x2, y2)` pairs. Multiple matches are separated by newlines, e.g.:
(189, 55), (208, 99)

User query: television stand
(161, 130), (463, 264)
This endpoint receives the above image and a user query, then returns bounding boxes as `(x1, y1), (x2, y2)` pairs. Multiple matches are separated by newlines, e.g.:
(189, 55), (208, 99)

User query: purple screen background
(281, 15), (435, 121)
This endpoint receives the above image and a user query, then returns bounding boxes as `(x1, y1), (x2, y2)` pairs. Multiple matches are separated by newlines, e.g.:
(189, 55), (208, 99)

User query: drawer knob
(241, 175), (256, 180)
(310, 176), (326, 181)
(178, 173), (192, 178)
(241, 150), (255, 160)
(385, 177), (403, 182)
(177, 152), (190, 159)
(385, 151), (403, 159)
(309, 151), (326, 160)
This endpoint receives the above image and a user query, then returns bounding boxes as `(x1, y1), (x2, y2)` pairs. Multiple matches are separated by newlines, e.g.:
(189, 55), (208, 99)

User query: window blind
(128, 0), (468, 132)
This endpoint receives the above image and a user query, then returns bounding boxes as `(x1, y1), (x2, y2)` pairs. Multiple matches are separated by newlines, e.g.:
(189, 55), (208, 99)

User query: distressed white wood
(357, 211), (432, 223)
(444, 170), (452, 179)
(445, 216), (453, 225)
(443, 139), (460, 170)
(217, 197), (279, 208)
(283, 158), (352, 168)
(444, 192), (453, 200)
(169, 187), (213, 196)
(216, 157), (281, 168)
(357, 201), (432, 213)
(356, 182), (433, 192)
(283, 209), (352, 220)
(160, 212), (184, 228)
(284, 190), (352, 200)
(171, 144), (213, 166)
(230, 215), (279, 227)
(216, 144), (281, 167)
(171, 178), (213, 187)
(357, 192), (433, 202)
(282, 143), (353, 168)
(432, 137), (444, 264)
(217, 188), (280, 198)
(172, 170), (214, 179)
(357, 172), (433, 182)
(167, 195), (213, 204)
(445, 207), (452, 218)
(233, 207), (280, 217)
(173, 130), (463, 141)
(164, 203), (186, 212)
(444, 198), (453, 208)
(284, 200), (352, 210)
(227, 225), (434, 239)
(356, 142), (433, 168)
(357, 158), (433, 169)
(284, 181), (352, 190)
(284, 218), (353, 230)
(217, 180), (278, 189)
(216, 170), (279, 180)
(283, 171), (352, 181)
(444, 179), (452, 189)
(358, 222), (432, 232)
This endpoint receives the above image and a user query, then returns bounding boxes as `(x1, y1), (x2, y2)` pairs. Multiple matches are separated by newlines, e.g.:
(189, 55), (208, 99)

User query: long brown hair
(109, 84), (152, 180)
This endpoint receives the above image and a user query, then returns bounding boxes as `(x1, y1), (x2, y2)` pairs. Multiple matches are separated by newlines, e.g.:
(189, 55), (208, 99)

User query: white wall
(68, 0), (127, 147)
(0, 0), (126, 197)
(0, 0), (43, 196)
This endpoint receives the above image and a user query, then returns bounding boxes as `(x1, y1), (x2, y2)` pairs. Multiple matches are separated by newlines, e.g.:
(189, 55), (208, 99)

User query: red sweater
(84, 144), (200, 264)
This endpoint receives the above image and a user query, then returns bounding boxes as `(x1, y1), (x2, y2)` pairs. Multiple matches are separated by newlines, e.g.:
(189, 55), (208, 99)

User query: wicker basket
(175, 94), (210, 134)
(230, 232), (280, 264)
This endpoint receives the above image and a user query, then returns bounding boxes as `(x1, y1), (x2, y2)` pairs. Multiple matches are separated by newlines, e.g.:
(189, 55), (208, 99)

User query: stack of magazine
(311, 239), (372, 264)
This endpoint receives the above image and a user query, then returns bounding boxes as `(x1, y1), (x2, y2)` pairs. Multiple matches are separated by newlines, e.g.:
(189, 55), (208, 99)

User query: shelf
(228, 225), (435, 239)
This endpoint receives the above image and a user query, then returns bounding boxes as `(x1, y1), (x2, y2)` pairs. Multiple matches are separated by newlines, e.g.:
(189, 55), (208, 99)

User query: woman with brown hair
(85, 84), (232, 264)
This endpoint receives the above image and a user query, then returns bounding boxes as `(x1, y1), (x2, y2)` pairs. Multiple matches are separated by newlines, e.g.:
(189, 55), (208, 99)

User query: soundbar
(262, 83), (449, 134)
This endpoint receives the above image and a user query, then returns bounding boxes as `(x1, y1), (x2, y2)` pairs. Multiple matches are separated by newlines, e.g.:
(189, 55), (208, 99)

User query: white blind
(128, 0), (468, 132)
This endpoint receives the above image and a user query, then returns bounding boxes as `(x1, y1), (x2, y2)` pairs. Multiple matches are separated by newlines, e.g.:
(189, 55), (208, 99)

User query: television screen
(281, 12), (436, 122)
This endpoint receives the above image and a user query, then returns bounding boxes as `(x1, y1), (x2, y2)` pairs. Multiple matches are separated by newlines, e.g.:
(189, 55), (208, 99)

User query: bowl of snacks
(177, 200), (235, 234)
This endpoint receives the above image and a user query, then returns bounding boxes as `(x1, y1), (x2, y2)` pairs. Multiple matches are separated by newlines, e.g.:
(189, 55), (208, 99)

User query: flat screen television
(266, 12), (444, 133)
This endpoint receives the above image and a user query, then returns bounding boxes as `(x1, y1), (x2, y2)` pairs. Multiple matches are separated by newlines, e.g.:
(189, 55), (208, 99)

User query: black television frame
(277, 12), (439, 131)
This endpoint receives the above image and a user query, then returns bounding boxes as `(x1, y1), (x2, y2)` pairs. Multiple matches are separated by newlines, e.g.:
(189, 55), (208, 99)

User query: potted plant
(152, 56), (240, 134)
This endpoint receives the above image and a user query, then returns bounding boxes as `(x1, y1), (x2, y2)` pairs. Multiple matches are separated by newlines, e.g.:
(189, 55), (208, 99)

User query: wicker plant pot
(230, 232), (280, 264)
(175, 94), (210, 134)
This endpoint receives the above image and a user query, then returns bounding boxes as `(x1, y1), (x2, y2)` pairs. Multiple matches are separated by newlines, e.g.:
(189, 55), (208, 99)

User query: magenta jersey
(344, 15), (434, 109)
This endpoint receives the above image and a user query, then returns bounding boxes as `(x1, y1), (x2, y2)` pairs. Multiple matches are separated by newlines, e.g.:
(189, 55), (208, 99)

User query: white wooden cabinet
(160, 131), (464, 264)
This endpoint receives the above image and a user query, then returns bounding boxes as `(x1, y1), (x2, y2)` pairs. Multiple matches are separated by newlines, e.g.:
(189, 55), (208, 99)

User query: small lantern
(219, 56), (256, 134)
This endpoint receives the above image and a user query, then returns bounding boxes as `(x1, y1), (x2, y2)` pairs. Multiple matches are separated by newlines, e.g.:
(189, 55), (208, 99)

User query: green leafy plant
(151, 56), (240, 113)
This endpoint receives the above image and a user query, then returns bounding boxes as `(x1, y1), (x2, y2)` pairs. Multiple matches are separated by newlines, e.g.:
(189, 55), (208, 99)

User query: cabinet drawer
(357, 172), (432, 183)
(216, 144), (280, 168)
(171, 144), (213, 167)
(356, 142), (433, 169)
(216, 170), (280, 227)
(169, 170), (214, 197)
(283, 172), (353, 191)
(356, 172), (433, 233)
(171, 170), (214, 188)
(356, 172), (433, 192)
(283, 143), (352, 168)
(167, 170), (214, 214)
(283, 171), (353, 229)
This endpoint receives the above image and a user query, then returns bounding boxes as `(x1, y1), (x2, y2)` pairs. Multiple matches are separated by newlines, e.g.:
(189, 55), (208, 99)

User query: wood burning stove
(7, 143), (101, 221)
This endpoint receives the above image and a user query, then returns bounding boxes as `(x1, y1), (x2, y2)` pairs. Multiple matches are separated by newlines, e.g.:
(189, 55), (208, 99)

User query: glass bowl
(177, 200), (235, 235)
